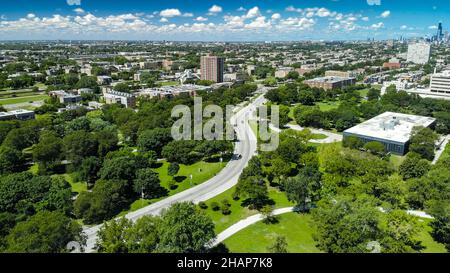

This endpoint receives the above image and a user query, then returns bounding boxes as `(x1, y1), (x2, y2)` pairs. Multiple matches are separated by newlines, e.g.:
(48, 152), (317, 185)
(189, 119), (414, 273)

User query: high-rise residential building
(406, 42), (431, 64)
(200, 55), (224, 83)
(430, 70), (450, 96)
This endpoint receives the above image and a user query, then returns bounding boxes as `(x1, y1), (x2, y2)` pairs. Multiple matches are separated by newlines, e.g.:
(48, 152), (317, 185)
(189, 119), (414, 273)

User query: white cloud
(237, 7), (246, 12)
(245, 16), (271, 29)
(194, 16), (208, 22)
(245, 7), (261, 19)
(400, 25), (408, 30)
(361, 17), (369, 22)
(367, 0), (381, 5)
(26, 13), (36, 19)
(380, 10), (391, 18)
(208, 5), (222, 14)
(271, 13), (281, 20)
(159, 17), (168, 23)
(286, 6), (302, 13)
(429, 25), (438, 29)
(182, 13), (194, 17)
(66, 0), (81, 6)
(371, 22), (384, 29)
(74, 8), (85, 15)
(160, 9), (182, 18)
(316, 8), (332, 17)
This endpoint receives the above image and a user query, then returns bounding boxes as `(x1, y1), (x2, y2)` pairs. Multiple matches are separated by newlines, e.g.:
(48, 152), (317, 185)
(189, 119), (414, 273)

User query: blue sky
(0, 0), (448, 41)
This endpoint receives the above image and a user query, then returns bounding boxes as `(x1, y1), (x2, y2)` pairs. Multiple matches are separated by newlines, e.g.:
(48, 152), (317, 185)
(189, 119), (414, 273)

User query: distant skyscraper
(200, 55), (224, 83)
(438, 22), (443, 41)
(407, 42), (431, 64)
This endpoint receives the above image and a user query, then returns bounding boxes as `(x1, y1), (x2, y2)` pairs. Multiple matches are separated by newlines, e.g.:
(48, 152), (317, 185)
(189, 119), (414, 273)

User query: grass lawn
(416, 218), (447, 253)
(202, 185), (294, 233)
(311, 133), (328, 140)
(358, 88), (370, 98)
(316, 101), (341, 111)
(60, 173), (88, 194)
(223, 213), (322, 253)
(28, 163), (88, 194)
(0, 95), (48, 105)
(389, 154), (405, 169)
(223, 214), (445, 253)
(159, 81), (180, 86)
(118, 160), (227, 215)
(249, 119), (258, 138)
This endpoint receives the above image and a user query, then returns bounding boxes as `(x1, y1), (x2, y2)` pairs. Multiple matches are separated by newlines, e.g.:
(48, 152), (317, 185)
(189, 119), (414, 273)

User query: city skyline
(0, 0), (449, 41)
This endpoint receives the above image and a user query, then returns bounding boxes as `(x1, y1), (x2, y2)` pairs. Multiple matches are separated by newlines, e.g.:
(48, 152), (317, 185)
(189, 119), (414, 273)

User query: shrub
(221, 199), (231, 207)
(210, 202), (220, 211)
(221, 205), (231, 215)
(198, 201), (208, 209)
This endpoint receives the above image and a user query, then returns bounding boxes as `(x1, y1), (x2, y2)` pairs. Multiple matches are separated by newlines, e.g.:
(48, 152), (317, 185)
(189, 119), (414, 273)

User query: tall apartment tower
(200, 55), (224, 83)
(406, 42), (431, 64)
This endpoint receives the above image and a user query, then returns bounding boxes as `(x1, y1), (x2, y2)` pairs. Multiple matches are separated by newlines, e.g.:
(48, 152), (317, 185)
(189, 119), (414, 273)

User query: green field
(202, 185), (294, 233)
(311, 133), (328, 140)
(119, 160), (227, 215)
(0, 95), (48, 105)
(389, 154), (406, 169)
(416, 218), (447, 253)
(223, 213), (322, 253)
(316, 101), (341, 111)
(222, 213), (446, 253)
(159, 81), (180, 86)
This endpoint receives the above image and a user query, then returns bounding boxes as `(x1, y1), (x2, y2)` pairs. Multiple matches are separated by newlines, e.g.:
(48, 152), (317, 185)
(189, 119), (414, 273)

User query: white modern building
(407, 43), (431, 64)
(430, 70), (450, 95)
(343, 112), (436, 155)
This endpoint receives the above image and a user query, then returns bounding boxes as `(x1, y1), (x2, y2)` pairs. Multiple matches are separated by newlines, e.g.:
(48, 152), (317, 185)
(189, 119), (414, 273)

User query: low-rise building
(0, 109), (35, 121)
(343, 112), (436, 155)
(275, 67), (293, 78)
(324, 70), (358, 78)
(304, 76), (356, 90)
(97, 75), (113, 85)
(49, 90), (83, 104)
(103, 89), (136, 108)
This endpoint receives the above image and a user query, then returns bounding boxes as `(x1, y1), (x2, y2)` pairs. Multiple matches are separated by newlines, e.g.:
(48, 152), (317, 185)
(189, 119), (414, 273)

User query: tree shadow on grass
(240, 197), (275, 210)
(174, 176), (187, 183)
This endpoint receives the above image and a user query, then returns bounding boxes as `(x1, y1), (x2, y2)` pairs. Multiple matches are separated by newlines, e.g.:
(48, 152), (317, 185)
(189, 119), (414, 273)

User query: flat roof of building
(344, 111), (436, 144)
(304, 76), (355, 84)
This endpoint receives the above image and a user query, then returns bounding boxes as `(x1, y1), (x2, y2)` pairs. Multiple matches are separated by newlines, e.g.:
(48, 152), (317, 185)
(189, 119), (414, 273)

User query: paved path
(432, 134), (450, 165)
(82, 93), (265, 252)
(211, 207), (294, 246)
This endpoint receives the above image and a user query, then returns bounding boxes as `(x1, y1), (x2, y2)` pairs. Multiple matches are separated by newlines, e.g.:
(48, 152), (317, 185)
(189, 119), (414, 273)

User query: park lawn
(0, 95), (48, 105)
(28, 163), (88, 194)
(223, 213), (322, 253)
(358, 88), (370, 98)
(389, 154), (406, 169)
(416, 218), (447, 253)
(34, 83), (47, 90)
(61, 173), (88, 194)
(315, 101), (341, 111)
(159, 81), (180, 86)
(311, 133), (328, 140)
(119, 160), (227, 215)
(203, 185), (294, 233)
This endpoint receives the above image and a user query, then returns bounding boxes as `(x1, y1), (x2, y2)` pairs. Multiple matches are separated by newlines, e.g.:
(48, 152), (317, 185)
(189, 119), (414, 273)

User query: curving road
(82, 93), (266, 252)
